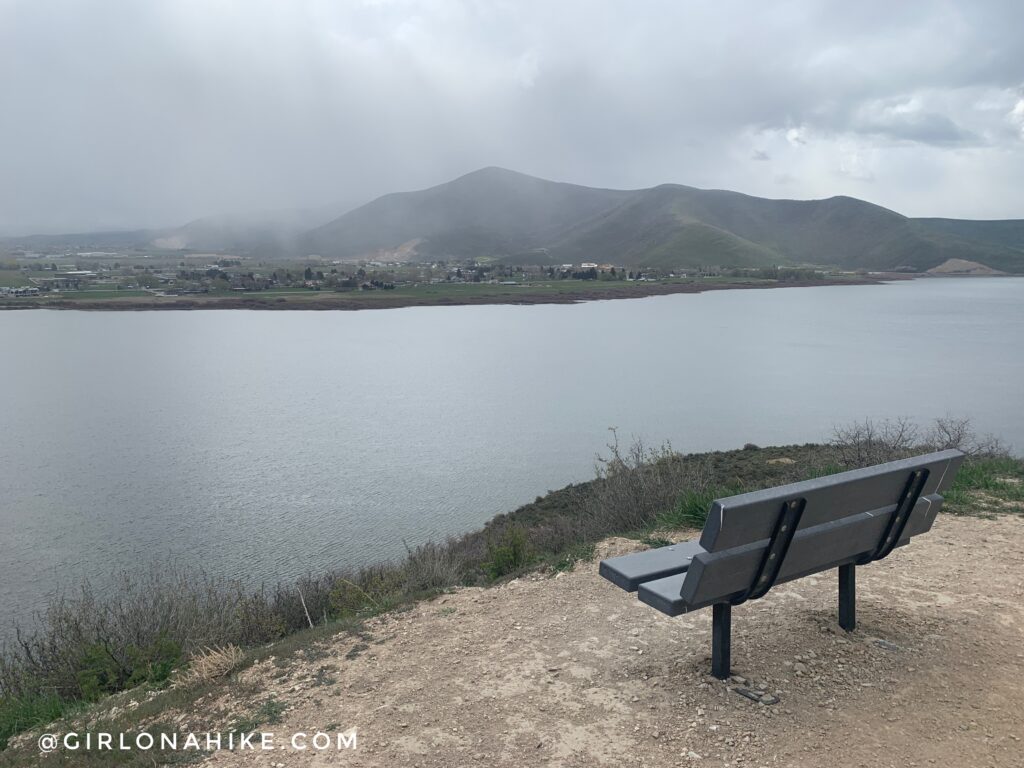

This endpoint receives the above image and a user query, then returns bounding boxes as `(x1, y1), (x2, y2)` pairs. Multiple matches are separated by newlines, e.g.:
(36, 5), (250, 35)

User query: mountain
(1, 203), (358, 257)
(1, 229), (154, 253)
(149, 206), (349, 253)
(6, 169), (1023, 272)
(304, 167), (632, 261)
(303, 168), (1024, 272)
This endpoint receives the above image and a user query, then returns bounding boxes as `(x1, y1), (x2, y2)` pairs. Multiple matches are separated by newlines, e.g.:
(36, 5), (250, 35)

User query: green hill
(305, 167), (631, 261)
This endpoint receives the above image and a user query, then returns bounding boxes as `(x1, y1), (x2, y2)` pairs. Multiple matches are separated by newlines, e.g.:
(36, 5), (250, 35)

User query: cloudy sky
(2, 0), (1022, 234)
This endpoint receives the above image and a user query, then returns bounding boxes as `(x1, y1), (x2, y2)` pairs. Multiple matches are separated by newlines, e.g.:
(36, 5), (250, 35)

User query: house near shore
(1, 286), (40, 296)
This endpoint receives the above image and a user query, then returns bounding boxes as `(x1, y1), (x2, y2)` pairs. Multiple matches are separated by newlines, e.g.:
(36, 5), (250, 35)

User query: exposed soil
(182, 511), (1023, 767)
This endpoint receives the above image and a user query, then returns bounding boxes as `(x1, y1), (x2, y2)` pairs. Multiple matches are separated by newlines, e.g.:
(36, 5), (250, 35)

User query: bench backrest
(679, 449), (964, 611)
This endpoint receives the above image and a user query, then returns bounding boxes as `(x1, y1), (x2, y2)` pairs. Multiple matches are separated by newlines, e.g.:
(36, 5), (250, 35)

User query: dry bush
(402, 539), (466, 593)
(921, 416), (1007, 457)
(2, 565), (247, 701)
(830, 416), (920, 468)
(831, 415), (1007, 469)
(173, 645), (244, 688)
(573, 429), (712, 535)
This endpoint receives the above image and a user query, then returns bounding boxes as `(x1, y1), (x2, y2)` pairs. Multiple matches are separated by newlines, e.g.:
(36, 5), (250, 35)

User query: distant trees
(135, 274), (161, 288)
(745, 266), (822, 282)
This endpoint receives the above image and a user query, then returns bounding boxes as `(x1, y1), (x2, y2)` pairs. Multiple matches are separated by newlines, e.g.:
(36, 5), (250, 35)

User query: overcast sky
(2, 0), (1023, 234)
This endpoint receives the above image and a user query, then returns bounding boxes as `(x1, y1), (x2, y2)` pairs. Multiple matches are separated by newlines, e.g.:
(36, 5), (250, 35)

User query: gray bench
(599, 449), (964, 678)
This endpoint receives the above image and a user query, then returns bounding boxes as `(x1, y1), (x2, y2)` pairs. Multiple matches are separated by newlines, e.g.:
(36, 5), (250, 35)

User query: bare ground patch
(180, 513), (1024, 767)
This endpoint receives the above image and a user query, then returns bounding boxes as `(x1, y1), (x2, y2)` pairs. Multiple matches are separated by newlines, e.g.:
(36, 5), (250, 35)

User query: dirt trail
(199, 513), (1024, 767)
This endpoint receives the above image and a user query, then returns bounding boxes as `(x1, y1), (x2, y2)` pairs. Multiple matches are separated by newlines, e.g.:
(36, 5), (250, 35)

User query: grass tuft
(172, 646), (244, 689)
(944, 456), (1024, 514)
(656, 486), (742, 530)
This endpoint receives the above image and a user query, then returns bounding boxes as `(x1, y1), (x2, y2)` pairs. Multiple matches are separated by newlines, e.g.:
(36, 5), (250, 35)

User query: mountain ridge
(4, 168), (1023, 273)
(302, 167), (1024, 272)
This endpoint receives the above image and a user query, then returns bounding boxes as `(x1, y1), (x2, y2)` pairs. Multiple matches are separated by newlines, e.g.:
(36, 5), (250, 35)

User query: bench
(599, 449), (964, 679)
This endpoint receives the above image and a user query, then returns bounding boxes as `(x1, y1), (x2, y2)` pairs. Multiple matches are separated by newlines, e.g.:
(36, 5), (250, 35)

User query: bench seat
(598, 539), (703, 591)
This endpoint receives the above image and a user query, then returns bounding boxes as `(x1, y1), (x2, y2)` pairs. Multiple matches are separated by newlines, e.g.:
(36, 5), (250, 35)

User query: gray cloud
(1, 0), (1023, 234)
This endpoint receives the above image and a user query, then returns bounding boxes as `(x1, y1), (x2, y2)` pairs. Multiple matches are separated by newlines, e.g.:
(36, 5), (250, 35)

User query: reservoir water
(2, 277), (1023, 630)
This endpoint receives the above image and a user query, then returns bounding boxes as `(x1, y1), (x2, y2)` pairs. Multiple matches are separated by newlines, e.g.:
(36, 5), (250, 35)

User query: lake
(2, 277), (1023, 631)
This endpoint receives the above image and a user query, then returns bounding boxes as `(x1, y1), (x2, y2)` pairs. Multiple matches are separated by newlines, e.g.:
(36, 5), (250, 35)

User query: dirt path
(197, 513), (1023, 767)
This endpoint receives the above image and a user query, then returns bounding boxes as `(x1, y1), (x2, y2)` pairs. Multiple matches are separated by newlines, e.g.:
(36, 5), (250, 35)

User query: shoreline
(0, 275), (884, 311)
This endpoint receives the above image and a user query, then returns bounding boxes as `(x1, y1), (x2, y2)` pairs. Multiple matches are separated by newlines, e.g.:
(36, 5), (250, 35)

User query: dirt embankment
(167, 511), (1024, 768)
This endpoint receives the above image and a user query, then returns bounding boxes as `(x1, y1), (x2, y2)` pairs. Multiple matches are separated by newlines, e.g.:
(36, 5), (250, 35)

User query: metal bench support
(860, 468), (929, 564)
(711, 497), (805, 679)
(838, 563), (856, 631)
(712, 602), (731, 679)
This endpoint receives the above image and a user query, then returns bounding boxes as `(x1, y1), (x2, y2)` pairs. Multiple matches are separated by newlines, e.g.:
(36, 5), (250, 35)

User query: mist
(2, 0), (1023, 235)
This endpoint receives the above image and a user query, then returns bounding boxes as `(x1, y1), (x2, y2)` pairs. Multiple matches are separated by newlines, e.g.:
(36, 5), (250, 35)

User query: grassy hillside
(304, 169), (1024, 272)
(304, 167), (632, 260)
(913, 217), (1024, 250)
(909, 219), (1024, 273)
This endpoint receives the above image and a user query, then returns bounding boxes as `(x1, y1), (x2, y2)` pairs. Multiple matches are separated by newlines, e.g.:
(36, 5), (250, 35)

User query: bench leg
(712, 602), (731, 679)
(838, 564), (856, 631)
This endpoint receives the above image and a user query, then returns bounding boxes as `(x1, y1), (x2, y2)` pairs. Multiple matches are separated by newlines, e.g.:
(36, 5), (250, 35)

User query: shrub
(403, 540), (466, 593)
(831, 415), (1007, 469)
(74, 636), (180, 703)
(327, 580), (378, 618)
(484, 526), (531, 579)
(830, 416), (920, 468)
(569, 429), (715, 536)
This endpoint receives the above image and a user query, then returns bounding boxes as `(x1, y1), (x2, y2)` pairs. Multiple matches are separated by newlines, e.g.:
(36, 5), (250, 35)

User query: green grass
(638, 535), (673, 549)
(0, 693), (76, 751)
(55, 290), (151, 299)
(546, 542), (596, 573)
(9, 289), (152, 301)
(944, 457), (1024, 514)
(0, 270), (32, 287)
(0, 722), (203, 767)
(655, 486), (744, 529)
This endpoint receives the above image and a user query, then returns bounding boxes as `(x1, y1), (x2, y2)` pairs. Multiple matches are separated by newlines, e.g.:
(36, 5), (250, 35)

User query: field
(0, 270), (32, 287)
(0, 275), (871, 311)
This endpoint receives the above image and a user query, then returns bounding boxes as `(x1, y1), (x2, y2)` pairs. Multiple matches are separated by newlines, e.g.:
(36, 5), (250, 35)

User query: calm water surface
(2, 278), (1023, 629)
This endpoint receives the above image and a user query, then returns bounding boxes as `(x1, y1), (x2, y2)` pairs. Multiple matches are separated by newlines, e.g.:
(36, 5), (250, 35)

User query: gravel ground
(171, 510), (1024, 768)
